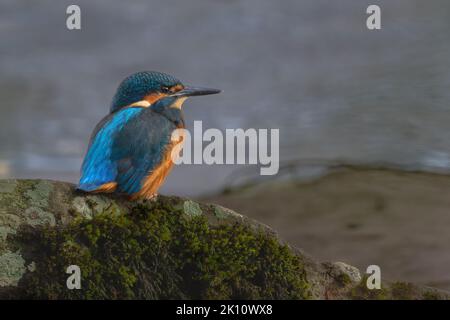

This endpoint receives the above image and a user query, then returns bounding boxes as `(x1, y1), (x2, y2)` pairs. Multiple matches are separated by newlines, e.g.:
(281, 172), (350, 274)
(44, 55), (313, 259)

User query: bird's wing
(78, 108), (144, 192)
(111, 111), (175, 194)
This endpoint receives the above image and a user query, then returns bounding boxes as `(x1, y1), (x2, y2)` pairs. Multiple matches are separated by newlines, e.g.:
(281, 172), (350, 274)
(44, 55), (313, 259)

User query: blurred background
(2, 0), (450, 290)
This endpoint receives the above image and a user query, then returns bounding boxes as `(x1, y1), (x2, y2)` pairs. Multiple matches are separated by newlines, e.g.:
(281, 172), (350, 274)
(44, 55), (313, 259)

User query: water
(1, 0), (450, 196)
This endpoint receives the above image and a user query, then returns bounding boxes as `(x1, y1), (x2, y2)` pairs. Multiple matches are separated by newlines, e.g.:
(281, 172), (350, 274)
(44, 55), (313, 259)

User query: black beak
(172, 86), (221, 97)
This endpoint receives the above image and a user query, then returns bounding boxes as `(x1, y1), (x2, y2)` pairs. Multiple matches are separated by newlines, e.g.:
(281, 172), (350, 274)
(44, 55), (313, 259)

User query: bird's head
(110, 71), (220, 113)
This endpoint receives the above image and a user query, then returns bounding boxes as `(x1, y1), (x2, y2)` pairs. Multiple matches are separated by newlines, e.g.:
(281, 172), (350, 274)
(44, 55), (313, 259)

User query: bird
(77, 71), (220, 200)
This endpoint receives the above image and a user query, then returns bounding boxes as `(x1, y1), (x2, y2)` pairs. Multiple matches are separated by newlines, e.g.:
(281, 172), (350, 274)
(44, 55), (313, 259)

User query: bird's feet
(146, 193), (158, 202)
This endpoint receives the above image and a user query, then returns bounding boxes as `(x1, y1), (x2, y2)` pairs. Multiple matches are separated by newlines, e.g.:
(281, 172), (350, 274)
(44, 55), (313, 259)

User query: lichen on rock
(0, 250), (26, 287)
(0, 179), (448, 300)
(0, 180), (313, 299)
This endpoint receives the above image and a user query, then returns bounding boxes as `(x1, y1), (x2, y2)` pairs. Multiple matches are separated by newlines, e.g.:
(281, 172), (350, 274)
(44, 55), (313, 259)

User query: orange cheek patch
(170, 84), (184, 93)
(144, 92), (167, 105)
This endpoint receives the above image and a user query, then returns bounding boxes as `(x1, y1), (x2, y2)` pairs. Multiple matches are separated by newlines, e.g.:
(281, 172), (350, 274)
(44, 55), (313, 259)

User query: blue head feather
(110, 71), (182, 113)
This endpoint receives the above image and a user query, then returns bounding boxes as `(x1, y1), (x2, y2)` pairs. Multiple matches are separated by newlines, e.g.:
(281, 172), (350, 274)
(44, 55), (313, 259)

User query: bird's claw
(146, 193), (158, 202)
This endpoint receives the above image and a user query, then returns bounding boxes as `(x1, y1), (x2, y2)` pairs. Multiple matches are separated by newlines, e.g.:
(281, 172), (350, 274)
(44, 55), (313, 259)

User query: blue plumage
(110, 71), (181, 113)
(78, 107), (144, 191)
(111, 104), (180, 194)
(78, 71), (220, 199)
(78, 97), (183, 197)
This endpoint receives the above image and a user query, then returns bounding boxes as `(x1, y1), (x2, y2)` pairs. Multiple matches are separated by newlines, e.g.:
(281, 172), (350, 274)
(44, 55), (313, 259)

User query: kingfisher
(77, 71), (220, 200)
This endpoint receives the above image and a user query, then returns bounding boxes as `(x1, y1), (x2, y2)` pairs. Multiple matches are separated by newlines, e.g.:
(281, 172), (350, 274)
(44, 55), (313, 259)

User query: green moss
(14, 198), (310, 300)
(347, 277), (442, 300)
(0, 180), (17, 194)
(422, 290), (442, 300)
(0, 181), (26, 214)
(0, 214), (21, 252)
(335, 273), (352, 287)
(349, 276), (389, 300)
(389, 282), (417, 300)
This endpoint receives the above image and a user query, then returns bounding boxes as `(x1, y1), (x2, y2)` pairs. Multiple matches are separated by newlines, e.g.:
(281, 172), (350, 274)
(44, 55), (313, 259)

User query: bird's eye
(161, 86), (170, 93)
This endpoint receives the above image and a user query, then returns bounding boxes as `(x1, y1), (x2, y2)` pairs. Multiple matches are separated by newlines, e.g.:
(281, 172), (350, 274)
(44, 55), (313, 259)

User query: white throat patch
(128, 100), (151, 108)
(170, 97), (188, 109)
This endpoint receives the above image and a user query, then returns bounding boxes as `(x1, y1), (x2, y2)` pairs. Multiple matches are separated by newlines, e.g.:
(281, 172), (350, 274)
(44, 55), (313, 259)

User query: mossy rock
(348, 277), (448, 300)
(0, 179), (448, 300)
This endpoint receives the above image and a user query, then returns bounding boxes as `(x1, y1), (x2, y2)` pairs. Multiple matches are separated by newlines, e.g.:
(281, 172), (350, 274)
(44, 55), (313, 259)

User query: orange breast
(130, 130), (185, 200)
